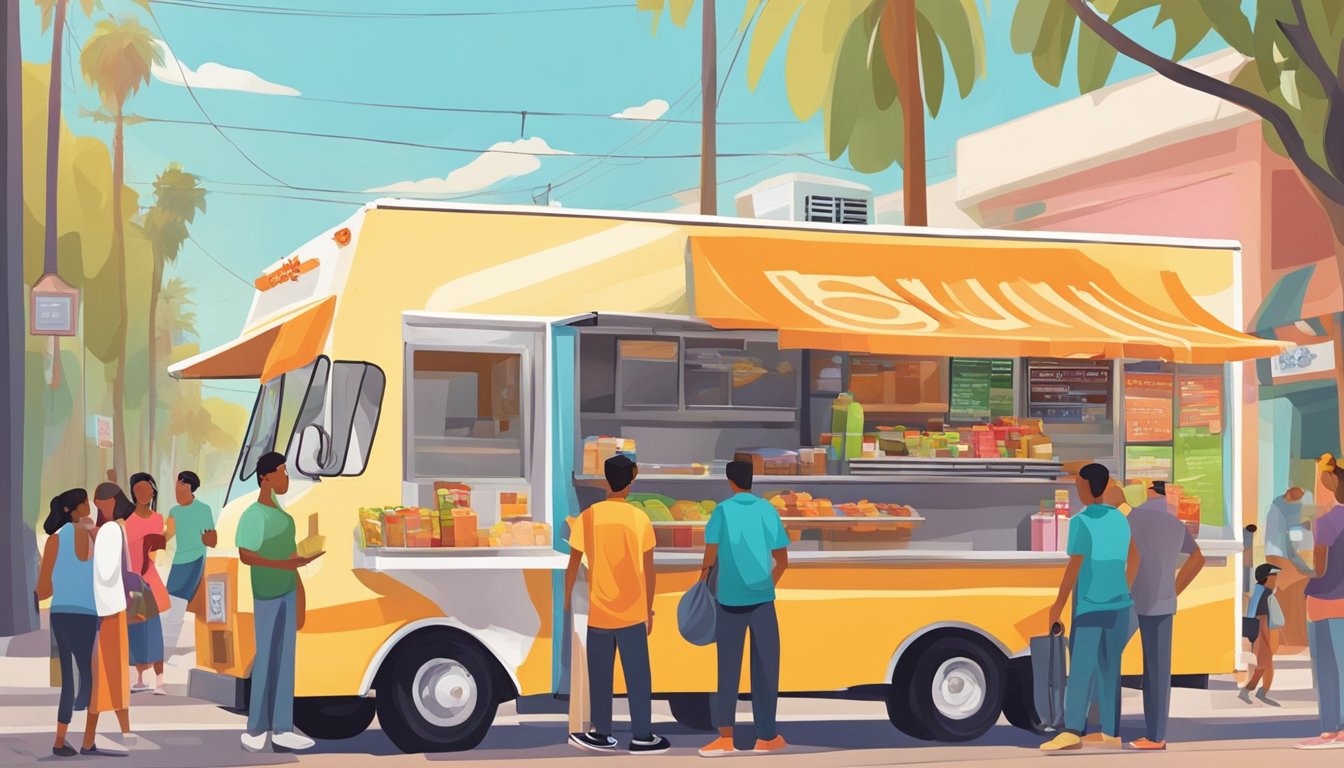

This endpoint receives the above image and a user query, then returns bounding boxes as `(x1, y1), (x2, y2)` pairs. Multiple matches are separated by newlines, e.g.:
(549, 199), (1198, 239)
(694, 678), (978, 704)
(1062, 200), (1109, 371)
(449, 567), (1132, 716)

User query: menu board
(1028, 361), (1111, 423)
(1124, 373), (1174, 442)
(950, 358), (991, 422)
(1179, 375), (1223, 434)
(1174, 426), (1224, 526)
(1125, 445), (1174, 482)
(951, 358), (1015, 423)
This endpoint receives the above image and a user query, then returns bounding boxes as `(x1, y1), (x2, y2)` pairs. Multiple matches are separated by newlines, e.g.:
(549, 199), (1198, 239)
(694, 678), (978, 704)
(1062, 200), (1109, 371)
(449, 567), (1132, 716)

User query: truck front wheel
(376, 633), (499, 753)
(292, 696), (375, 740)
(887, 634), (1005, 742)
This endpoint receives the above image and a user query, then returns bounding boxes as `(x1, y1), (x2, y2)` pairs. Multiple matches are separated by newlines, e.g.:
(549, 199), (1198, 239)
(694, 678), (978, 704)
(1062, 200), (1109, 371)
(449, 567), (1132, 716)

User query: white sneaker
(271, 731), (315, 751)
(240, 732), (269, 752)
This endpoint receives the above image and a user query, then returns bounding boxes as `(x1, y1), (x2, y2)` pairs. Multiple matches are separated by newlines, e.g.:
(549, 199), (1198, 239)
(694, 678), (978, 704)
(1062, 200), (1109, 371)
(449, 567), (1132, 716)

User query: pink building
(946, 50), (1342, 527)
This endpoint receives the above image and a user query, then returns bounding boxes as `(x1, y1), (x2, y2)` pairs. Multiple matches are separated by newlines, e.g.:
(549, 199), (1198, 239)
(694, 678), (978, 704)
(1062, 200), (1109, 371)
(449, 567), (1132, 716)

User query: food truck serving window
(410, 350), (524, 479)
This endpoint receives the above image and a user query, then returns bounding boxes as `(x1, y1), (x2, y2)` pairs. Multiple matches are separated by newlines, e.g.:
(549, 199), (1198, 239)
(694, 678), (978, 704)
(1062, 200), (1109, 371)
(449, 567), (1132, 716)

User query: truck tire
(292, 696), (376, 740)
(1000, 657), (1049, 734)
(667, 693), (716, 732)
(887, 634), (1005, 742)
(375, 633), (499, 753)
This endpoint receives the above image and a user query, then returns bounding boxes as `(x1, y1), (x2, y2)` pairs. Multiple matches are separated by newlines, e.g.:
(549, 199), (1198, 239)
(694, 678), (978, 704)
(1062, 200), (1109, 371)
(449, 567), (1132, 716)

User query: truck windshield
(225, 358), (330, 504)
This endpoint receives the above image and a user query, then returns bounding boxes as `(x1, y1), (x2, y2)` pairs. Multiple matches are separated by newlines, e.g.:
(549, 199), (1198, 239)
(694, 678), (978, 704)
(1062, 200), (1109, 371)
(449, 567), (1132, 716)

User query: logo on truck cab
(255, 256), (320, 291)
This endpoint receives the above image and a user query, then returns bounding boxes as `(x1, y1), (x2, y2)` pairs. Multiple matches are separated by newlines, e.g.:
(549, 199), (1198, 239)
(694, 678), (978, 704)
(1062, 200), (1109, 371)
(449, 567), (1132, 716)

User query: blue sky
(19, 0), (1238, 405)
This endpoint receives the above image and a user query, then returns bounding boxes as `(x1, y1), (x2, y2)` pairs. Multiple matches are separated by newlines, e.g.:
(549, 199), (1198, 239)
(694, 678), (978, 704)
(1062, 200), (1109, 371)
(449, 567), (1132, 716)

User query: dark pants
(587, 623), (652, 741)
(1138, 613), (1174, 743)
(713, 602), (780, 740)
(1064, 609), (1128, 736)
(51, 613), (98, 725)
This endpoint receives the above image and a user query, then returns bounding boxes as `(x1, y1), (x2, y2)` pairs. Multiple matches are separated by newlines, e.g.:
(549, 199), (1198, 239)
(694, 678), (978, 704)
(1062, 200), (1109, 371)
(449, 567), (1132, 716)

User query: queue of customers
(36, 471), (216, 757)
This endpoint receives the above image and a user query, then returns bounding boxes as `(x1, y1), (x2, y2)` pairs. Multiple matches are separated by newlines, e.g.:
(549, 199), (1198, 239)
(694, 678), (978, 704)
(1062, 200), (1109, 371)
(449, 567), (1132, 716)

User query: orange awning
(168, 297), (336, 383)
(689, 236), (1287, 364)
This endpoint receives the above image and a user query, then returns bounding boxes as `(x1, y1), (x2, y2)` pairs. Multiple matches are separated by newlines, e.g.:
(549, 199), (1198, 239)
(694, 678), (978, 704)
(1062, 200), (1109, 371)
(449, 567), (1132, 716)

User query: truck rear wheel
(293, 696), (376, 740)
(667, 693), (716, 732)
(887, 634), (1005, 742)
(376, 633), (499, 753)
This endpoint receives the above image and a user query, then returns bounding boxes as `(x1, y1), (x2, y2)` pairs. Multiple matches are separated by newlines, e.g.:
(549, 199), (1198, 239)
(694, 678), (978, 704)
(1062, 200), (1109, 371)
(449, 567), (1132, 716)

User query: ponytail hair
(94, 482), (135, 524)
(43, 488), (89, 536)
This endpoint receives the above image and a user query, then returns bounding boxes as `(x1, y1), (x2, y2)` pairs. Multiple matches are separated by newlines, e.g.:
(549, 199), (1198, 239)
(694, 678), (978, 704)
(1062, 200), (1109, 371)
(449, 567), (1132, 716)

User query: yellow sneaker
(1082, 732), (1122, 749)
(1041, 732), (1083, 752)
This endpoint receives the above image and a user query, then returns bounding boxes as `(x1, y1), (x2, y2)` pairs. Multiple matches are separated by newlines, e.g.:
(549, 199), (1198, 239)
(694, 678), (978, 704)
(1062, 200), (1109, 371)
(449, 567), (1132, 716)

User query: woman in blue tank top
(36, 488), (99, 757)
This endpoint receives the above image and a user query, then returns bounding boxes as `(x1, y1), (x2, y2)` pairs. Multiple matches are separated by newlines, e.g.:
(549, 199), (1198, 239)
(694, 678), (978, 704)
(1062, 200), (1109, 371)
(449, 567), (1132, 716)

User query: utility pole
(699, 0), (716, 216)
(2, 0), (39, 637)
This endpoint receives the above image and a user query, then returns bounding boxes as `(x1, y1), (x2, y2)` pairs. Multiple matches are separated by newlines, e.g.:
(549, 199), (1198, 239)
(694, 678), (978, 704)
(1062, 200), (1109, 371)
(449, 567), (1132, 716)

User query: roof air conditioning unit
(734, 173), (873, 226)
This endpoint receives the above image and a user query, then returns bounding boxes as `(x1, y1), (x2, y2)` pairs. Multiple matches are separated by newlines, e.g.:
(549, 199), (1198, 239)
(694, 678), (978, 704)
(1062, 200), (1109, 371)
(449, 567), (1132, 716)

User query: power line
(148, 0), (637, 19)
(294, 95), (796, 126)
(136, 115), (834, 160)
(187, 235), (256, 287)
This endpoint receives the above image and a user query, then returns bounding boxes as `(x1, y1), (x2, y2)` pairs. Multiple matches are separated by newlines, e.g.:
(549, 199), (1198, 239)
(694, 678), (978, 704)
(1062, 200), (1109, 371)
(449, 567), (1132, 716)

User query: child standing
(1240, 563), (1285, 706)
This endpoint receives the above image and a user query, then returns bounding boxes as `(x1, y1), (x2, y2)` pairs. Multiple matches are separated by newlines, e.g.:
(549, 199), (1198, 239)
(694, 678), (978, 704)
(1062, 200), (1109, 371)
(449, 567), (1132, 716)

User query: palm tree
(80, 15), (158, 485)
(157, 276), (198, 479)
(143, 166), (206, 472)
(34, 0), (98, 277)
(743, 0), (986, 226)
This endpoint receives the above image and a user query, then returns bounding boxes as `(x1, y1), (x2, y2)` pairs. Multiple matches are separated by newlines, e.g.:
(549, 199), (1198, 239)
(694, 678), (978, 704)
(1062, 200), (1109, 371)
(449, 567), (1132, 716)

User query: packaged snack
(452, 509), (478, 547)
(384, 512), (406, 548)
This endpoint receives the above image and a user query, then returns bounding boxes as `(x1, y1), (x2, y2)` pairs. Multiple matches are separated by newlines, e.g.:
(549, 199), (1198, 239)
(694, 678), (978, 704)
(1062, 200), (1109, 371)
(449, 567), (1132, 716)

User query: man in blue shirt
(1042, 463), (1139, 752)
(697, 461), (790, 757)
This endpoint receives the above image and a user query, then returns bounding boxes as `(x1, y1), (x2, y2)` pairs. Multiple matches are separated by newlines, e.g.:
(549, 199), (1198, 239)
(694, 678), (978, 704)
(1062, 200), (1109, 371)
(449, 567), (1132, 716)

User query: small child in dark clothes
(1241, 563), (1283, 706)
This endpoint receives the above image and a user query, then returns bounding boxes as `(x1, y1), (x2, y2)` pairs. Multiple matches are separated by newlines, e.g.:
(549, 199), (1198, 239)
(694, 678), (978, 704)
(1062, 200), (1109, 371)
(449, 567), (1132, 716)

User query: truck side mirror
(295, 424), (331, 478)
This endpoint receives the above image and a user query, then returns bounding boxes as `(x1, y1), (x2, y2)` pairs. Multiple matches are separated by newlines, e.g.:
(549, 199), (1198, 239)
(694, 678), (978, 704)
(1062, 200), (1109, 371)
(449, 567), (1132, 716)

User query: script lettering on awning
(255, 256), (320, 292)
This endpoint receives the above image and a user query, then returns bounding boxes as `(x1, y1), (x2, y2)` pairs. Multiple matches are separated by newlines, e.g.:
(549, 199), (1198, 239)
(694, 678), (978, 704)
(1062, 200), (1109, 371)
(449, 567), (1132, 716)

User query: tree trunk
(111, 111), (128, 485)
(893, 0), (926, 226)
(1, 0), (38, 637)
(147, 258), (162, 472)
(699, 0), (717, 216)
(42, 0), (66, 276)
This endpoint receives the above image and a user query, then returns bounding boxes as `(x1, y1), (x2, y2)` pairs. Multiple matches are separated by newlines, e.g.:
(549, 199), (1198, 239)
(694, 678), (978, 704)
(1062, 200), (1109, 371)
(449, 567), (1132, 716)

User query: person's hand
(201, 530), (218, 548)
(646, 611), (655, 636)
(1048, 605), (1063, 635)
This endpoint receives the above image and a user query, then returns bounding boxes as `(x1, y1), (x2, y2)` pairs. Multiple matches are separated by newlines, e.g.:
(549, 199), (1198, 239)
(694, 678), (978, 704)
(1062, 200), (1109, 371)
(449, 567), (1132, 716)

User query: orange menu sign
(1125, 373), (1173, 443)
(1179, 375), (1222, 434)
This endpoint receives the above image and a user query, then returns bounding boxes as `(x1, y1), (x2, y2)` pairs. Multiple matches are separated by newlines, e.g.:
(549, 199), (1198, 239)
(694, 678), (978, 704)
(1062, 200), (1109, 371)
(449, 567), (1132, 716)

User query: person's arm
(699, 543), (718, 581)
(238, 549), (317, 570)
(165, 516), (177, 544)
(35, 534), (59, 601)
(1126, 539), (1140, 589)
(1314, 544), (1330, 580)
(772, 547), (788, 585)
(94, 526), (121, 592)
(562, 549), (582, 614)
(1175, 538), (1206, 596)
(1048, 555), (1083, 630)
(295, 575), (306, 631)
(644, 548), (656, 635)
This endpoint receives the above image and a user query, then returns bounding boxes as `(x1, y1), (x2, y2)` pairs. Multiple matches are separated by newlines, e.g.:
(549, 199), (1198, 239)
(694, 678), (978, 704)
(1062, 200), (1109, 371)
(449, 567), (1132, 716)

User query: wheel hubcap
(412, 658), (478, 728)
(931, 657), (987, 721)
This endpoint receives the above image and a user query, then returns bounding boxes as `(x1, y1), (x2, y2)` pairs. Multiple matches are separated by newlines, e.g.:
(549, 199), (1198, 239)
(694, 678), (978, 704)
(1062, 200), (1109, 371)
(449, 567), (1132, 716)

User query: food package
(477, 529), (489, 548)
(434, 482), (472, 510)
(452, 509), (478, 547)
(532, 523), (552, 547)
(672, 527), (693, 548)
(735, 449), (798, 476)
(654, 528), (675, 548)
(384, 512), (406, 548)
(510, 520), (534, 546)
(358, 509), (384, 548)
(583, 438), (601, 476)
(691, 526), (705, 548)
(403, 509), (424, 547)
(439, 509), (455, 547)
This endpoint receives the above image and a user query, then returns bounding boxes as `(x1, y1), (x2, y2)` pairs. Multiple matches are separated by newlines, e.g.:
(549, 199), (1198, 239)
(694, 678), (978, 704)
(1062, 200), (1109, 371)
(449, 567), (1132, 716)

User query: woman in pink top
(125, 473), (170, 694)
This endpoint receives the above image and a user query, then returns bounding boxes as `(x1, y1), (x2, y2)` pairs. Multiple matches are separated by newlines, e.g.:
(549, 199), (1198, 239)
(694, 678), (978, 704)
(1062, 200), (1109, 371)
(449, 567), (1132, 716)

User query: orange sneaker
(1129, 738), (1166, 750)
(698, 737), (735, 757)
(1081, 733), (1122, 749)
(754, 736), (787, 753)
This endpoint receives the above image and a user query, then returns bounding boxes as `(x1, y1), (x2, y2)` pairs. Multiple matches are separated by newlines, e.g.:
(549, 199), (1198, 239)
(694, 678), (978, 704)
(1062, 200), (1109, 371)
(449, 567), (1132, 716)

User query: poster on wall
(1174, 426), (1224, 526)
(1124, 373), (1173, 442)
(1125, 445), (1174, 482)
(950, 358), (992, 422)
(1178, 375), (1222, 434)
(990, 359), (1014, 419)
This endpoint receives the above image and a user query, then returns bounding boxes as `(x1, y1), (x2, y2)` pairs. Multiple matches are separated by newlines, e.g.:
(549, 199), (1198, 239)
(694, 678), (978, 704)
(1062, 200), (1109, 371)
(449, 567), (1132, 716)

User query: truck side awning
(169, 297), (337, 382)
(688, 236), (1288, 364)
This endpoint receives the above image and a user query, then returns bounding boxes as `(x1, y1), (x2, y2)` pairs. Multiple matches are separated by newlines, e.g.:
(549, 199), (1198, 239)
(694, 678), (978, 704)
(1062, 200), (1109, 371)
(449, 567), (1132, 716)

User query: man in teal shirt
(166, 471), (216, 601)
(697, 461), (790, 757)
(236, 452), (322, 754)
(1042, 463), (1139, 752)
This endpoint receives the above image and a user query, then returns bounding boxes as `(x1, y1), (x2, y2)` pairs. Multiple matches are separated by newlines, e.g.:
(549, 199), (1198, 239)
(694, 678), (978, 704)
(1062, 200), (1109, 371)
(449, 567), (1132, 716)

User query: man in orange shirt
(564, 455), (670, 755)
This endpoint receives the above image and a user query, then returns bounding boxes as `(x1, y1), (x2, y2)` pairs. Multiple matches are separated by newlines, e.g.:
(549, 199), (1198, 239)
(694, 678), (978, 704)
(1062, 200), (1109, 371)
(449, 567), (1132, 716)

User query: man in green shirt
(236, 452), (323, 753)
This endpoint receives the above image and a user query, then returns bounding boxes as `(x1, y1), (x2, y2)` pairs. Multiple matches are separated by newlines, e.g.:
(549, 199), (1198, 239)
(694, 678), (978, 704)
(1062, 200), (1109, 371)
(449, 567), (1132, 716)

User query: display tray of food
(355, 483), (553, 551)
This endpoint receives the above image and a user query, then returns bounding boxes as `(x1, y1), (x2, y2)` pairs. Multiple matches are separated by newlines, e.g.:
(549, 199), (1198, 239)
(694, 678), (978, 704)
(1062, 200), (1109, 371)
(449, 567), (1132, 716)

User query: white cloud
(152, 40), (300, 97)
(367, 137), (572, 195)
(611, 99), (669, 121)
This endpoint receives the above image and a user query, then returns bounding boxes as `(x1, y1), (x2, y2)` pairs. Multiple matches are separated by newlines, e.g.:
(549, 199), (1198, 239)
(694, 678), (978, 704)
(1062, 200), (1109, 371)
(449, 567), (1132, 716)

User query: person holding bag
(124, 473), (170, 694)
(35, 488), (97, 758)
(83, 483), (140, 754)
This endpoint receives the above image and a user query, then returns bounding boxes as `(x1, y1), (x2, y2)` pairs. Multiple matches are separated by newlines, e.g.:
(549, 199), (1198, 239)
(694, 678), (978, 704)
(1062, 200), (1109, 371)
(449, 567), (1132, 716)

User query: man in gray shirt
(1263, 488), (1313, 647)
(1125, 481), (1206, 750)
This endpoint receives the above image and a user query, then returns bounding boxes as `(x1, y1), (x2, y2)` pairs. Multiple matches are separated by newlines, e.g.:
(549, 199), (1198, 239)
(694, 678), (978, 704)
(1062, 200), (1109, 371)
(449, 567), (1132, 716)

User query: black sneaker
(570, 732), (618, 752)
(80, 747), (126, 757)
(52, 744), (78, 757)
(630, 735), (671, 755)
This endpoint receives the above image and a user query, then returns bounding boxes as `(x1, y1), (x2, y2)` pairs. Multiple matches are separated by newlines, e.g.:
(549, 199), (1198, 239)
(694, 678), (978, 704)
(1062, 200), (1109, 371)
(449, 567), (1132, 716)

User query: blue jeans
(1064, 609), (1128, 736)
(713, 602), (780, 740)
(248, 592), (296, 736)
(1309, 617), (1344, 734)
(51, 613), (98, 725)
(587, 623), (652, 741)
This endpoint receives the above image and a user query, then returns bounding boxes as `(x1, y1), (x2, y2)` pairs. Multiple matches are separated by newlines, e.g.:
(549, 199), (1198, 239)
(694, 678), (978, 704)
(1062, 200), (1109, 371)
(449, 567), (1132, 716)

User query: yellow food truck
(172, 201), (1283, 752)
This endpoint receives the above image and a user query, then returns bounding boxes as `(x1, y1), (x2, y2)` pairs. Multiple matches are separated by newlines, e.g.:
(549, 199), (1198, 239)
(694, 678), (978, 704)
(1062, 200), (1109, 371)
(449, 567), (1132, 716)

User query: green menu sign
(1174, 426), (1224, 526)
(991, 359), (1014, 419)
(951, 358), (1013, 423)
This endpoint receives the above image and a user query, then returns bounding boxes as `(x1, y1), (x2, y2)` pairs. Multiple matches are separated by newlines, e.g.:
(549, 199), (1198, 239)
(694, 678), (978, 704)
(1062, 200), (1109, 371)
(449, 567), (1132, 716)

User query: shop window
(579, 334), (617, 413)
(410, 350), (523, 479)
(618, 339), (680, 410)
(684, 339), (800, 409)
(848, 355), (948, 422)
